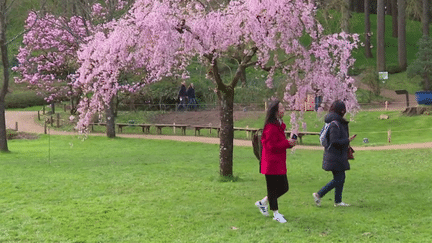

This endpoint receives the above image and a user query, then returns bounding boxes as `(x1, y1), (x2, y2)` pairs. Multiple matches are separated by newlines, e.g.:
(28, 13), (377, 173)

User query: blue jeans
(317, 171), (346, 203)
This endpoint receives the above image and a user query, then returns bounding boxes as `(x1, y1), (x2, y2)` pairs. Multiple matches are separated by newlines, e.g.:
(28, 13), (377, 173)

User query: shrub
(5, 91), (46, 109)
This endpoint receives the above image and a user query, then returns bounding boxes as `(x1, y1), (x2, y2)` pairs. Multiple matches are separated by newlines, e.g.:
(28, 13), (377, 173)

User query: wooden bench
(117, 123), (152, 133)
(154, 124), (188, 135)
(285, 131), (320, 144)
(233, 127), (260, 139)
(191, 125), (221, 137)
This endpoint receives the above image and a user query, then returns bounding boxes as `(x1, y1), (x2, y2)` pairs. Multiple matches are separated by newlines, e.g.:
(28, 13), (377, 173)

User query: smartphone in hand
(292, 134), (298, 140)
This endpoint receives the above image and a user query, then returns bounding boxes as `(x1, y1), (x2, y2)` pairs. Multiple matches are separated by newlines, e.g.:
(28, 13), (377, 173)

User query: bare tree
(423, 0), (430, 37)
(377, 0), (386, 71)
(0, 0), (9, 152)
(365, 0), (373, 58)
(398, 0), (407, 70)
(0, 0), (48, 152)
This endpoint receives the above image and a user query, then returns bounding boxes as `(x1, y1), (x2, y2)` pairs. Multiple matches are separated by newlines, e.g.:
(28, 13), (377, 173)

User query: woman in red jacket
(255, 100), (297, 223)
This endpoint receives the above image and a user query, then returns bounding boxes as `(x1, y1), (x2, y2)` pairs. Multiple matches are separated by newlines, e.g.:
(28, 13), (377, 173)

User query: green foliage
(387, 65), (405, 74)
(362, 66), (381, 96)
(4, 91), (46, 109)
(407, 36), (432, 91)
(0, 136), (431, 241)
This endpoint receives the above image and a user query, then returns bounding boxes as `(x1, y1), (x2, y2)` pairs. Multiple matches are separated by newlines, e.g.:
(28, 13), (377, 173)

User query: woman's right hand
(289, 139), (297, 146)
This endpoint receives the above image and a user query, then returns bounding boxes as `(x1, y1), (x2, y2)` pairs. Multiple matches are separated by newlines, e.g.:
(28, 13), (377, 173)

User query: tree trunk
(355, 0), (364, 13)
(424, 73), (430, 91)
(398, 0), (407, 71)
(387, 0), (392, 15)
(105, 98), (116, 138)
(365, 0), (373, 58)
(341, 0), (351, 33)
(391, 0), (398, 37)
(423, 0), (430, 37)
(219, 88), (234, 177)
(377, 0), (386, 71)
(0, 0), (9, 152)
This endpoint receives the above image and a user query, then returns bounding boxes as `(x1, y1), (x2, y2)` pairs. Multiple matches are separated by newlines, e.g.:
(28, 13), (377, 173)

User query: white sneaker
(273, 213), (287, 223)
(312, 193), (321, 207)
(255, 201), (269, 216)
(334, 202), (350, 207)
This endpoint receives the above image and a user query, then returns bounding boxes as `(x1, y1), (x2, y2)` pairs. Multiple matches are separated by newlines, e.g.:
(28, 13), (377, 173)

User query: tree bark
(355, 0), (364, 13)
(341, 0), (351, 33)
(398, 0), (407, 70)
(105, 98), (116, 138)
(365, 0), (373, 58)
(377, 0), (386, 71)
(0, 0), (9, 152)
(219, 88), (234, 177)
(391, 0), (398, 37)
(423, 0), (430, 37)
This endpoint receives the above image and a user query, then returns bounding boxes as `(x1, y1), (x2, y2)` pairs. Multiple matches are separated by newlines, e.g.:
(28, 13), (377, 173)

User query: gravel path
(5, 111), (431, 151)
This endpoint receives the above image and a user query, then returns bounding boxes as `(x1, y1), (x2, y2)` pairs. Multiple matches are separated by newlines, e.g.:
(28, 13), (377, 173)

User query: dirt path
(352, 75), (417, 110)
(5, 111), (432, 151)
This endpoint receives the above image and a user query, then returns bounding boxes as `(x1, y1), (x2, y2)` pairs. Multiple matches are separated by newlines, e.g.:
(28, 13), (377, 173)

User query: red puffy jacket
(260, 122), (295, 175)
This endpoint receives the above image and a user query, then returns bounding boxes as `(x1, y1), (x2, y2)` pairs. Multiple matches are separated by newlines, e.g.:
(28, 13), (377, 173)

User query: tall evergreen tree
(377, 0), (386, 71)
(398, 0), (407, 70)
(423, 0), (430, 37)
(391, 0), (398, 37)
(365, 0), (373, 58)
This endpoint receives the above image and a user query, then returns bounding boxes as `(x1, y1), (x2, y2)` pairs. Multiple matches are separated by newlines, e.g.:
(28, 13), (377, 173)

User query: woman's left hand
(289, 139), (297, 146)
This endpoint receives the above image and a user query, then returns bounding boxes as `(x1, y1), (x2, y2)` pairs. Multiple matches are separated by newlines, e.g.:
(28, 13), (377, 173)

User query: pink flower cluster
(17, 0), (360, 133)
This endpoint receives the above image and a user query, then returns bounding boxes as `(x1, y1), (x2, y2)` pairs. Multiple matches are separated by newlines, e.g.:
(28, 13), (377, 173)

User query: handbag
(347, 145), (355, 160)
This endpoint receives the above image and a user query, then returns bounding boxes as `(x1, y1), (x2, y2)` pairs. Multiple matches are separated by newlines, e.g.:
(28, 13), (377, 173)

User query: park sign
(379, 71), (388, 83)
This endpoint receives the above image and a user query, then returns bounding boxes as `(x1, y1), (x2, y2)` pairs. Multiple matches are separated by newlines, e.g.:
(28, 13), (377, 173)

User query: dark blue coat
(322, 112), (351, 171)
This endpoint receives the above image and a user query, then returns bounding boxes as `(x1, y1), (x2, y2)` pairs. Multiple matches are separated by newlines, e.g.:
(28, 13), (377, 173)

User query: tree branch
(6, 0), (48, 46)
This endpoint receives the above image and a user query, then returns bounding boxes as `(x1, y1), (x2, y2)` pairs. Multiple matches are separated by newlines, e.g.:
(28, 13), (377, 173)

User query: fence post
(15, 122), (18, 131)
(385, 101), (388, 111)
(38, 110), (40, 121)
(50, 116), (53, 127)
(44, 120), (47, 134)
(43, 106), (45, 115)
(173, 123), (176, 134)
(64, 104), (67, 112)
(246, 125), (249, 139)
(57, 113), (60, 127)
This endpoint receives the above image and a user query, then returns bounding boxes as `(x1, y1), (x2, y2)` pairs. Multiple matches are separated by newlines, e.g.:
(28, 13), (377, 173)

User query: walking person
(255, 100), (297, 223)
(186, 83), (197, 110)
(312, 100), (356, 207)
(177, 81), (187, 111)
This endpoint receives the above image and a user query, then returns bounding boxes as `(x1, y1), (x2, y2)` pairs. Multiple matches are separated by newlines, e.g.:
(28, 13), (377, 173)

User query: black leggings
(265, 174), (289, 211)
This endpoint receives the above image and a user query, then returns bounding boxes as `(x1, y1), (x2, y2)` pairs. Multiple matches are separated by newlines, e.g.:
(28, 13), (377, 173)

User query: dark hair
(264, 100), (280, 127)
(329, 100), (346, 117)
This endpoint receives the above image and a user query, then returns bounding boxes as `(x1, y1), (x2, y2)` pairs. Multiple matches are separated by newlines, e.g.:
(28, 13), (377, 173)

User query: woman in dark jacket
(255, 100), (297, 223)
(313, 100), (356, 207)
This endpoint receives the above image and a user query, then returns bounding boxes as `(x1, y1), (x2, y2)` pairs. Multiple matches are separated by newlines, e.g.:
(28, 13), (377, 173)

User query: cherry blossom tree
(75, 0), (359, 177)
(13, 11), (88, 114)
(13, 0), (131, 137)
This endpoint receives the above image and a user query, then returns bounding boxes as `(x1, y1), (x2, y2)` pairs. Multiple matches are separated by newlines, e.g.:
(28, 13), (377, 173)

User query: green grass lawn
(1, 136), (431, 242)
